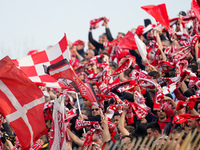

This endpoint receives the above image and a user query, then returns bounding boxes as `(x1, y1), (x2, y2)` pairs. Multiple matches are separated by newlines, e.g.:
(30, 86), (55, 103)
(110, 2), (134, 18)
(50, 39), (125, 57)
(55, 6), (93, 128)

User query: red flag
(141, 3), (170, 29)
(129, 102), (148, 120)
(0, 56), (46, 150)
(191, 0), (200, 22)
(47, 59), (97, 103)
(13, 34), (70, 88)
(173, 114), (200, 124)
(118, 31), (137, 50)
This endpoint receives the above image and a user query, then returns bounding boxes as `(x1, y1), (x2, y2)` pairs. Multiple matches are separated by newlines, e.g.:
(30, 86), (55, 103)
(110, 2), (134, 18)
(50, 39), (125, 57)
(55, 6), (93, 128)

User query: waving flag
(13, 34), (70, 88)
(118, 31), (137, 50)
(191, 0), (200, 22)
(47, 59), (97, 103)
(49, 96), (67, 150)
(141, 3), (170, 29)
(0, 56), (47, 150)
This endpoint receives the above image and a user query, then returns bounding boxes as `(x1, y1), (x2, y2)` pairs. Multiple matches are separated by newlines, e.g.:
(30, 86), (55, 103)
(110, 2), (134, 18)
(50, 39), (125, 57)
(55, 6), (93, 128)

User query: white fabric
(50, 96), (67, 150)
(134, 34), (147, 61)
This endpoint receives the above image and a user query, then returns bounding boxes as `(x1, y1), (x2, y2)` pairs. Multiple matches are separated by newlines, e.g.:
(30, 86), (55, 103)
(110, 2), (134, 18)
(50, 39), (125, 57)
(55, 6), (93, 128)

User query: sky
(0, 0), (191, 59)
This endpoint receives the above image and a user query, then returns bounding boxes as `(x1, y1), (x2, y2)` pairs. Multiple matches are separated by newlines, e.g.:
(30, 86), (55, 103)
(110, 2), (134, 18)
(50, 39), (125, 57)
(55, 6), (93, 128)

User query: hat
(143, 24), (156, 34)
(179, 11), (187, 16)
(72, 40), (85, 46)
(136, 25), (144, 37)
(144, 19), (152, 27)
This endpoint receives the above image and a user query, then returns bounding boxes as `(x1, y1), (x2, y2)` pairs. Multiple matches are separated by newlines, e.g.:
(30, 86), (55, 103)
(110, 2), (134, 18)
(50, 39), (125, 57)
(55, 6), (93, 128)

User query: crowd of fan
(1, 8), (200, 150)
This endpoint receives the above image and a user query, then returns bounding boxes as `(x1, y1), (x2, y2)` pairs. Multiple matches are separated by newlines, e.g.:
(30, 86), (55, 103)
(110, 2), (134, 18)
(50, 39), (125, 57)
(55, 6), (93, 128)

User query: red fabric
(75, 119), (100, 131)
(66, 109), (77, 120)
(118, 31), (137, 50)
(117, 80), (136, 93)
(158, 60), (176, 73)
(176, 101), (185, 111)
(48, 59), (97, 103)
(191, 0), (200, 22)
(110, 130), (117, 143)
(101, 80), (132, 95)
(173, 114), (200, 124)
(96, 94), (113, 102)
(129, 102), (148, 120)
(184, 93), (200, 110)
(136, 25), (144, 36)
(12, 34), (70, 89)
(158, 118), (171, 134)
(90, 17), (109, 29)
(125, 106), (135, 124)
(108, 122), (117, 132)
(27, 50), (38, 55)
(110, 56), (135, 76)
(0, 56), (47, 150)
(29, 142), (42, 150)
(72, 40), (85, 46)
(82, 129), (94, 148)
(141, 3), (170, 29)
(174, 89), (186, 101)
(154, 91), (164, 110)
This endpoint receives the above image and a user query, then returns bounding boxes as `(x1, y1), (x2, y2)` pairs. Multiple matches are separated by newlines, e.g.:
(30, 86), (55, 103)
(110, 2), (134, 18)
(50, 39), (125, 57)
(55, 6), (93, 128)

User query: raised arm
(104, 18), (114, 41)
(118, 104), (130, 136)
(101, 115), (111, 143)
(66, 128), (84, 146)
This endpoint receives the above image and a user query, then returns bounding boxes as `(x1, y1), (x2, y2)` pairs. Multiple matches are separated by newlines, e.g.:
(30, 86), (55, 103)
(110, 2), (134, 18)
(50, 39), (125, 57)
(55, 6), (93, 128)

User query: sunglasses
(92, 108), (99, 111)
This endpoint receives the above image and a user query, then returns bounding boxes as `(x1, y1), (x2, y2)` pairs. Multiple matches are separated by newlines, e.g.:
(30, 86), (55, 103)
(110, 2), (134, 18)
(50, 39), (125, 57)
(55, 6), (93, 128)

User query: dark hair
(82, 106), (92, 116)
(160, 34), (167, 41)
(172, 127), (182, 134)
(148, 71), (160, 79)
(179, 11), (187, 16)
(121, 135), (133, 141)
(165, 93), (173, 100)
(100, 51), (110, 57)
(114, 111), (120, 117)
(118, 32), (125, 36)
(149, 89), (156, 100)
(109, 61), (118, 69)
(147, 122), (161, 134)
(188, 65), (198, 73)
(134, 123), (147, 137)
(125, 126), (135, 135)
(124, 68), (132, 77)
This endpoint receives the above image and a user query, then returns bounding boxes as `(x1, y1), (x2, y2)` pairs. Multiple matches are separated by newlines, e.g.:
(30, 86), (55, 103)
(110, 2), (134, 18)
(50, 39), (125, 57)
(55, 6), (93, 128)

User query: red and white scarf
(75, 119), (100, 131)
(173, 114), (200, 124)
(129, 102), (148, 120)
(110, 56), (135, 77)
(90, 17), (109, 29)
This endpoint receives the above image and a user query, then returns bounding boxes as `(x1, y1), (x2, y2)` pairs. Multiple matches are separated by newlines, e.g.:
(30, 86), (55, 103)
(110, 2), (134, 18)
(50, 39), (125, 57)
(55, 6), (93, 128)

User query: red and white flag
(47, 59), (97, 103)
(49, 96), (67, 150)
(13, 34), (70, 88)
(0, 56), (47, 150)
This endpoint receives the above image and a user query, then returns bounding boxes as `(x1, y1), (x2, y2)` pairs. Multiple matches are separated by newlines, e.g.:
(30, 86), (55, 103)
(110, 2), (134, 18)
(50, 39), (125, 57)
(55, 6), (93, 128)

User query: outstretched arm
(101, 115), (111, 143)
(118, 104), (130, 136)
(66, 128), (84, 146)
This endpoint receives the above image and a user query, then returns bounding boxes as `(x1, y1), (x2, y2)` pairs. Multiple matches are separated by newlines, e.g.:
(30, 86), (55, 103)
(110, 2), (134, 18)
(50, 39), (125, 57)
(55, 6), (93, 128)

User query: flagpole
(76, 93), (86, 134)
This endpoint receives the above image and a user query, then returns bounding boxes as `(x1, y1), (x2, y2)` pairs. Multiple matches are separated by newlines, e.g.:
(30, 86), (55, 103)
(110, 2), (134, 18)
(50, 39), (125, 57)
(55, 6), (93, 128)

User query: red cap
(136, 25), (144, 37)
(73, 40), (85, 46)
